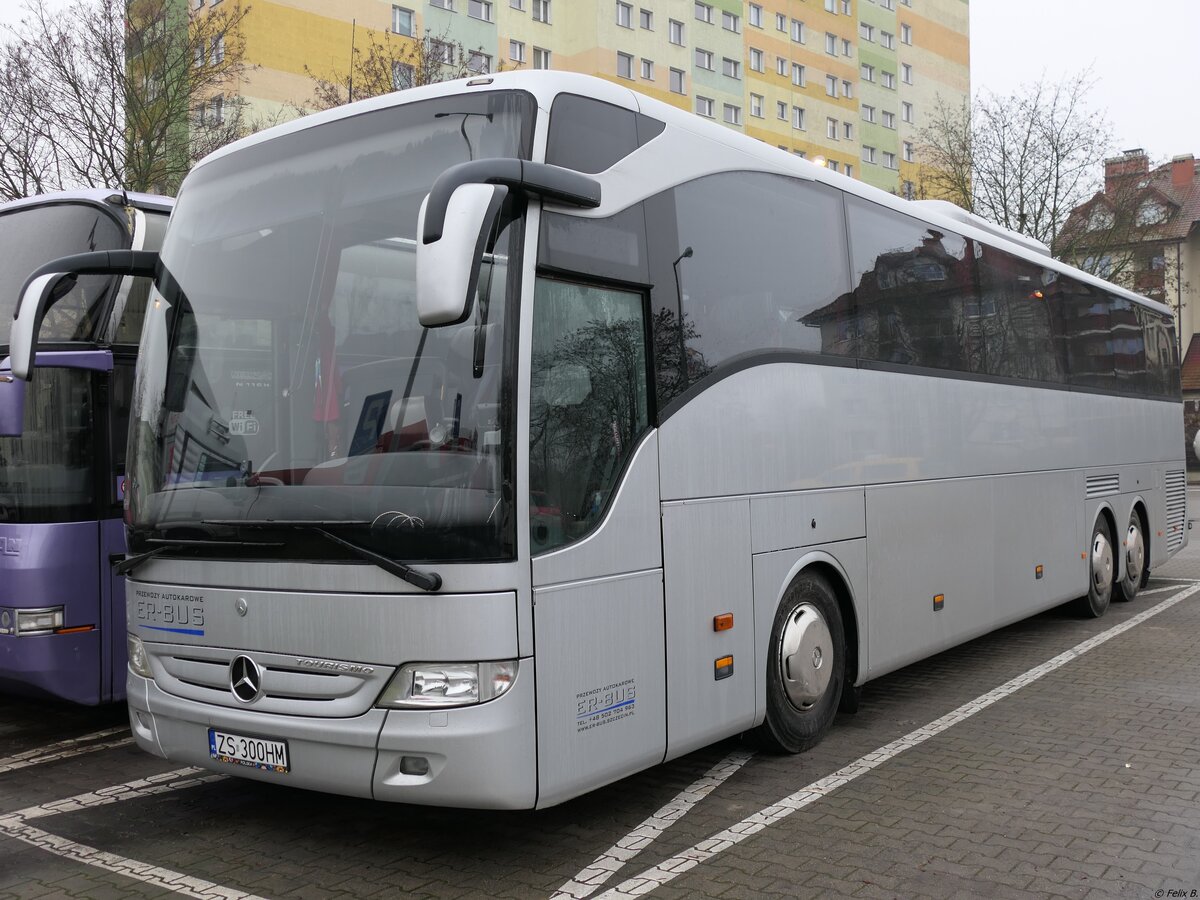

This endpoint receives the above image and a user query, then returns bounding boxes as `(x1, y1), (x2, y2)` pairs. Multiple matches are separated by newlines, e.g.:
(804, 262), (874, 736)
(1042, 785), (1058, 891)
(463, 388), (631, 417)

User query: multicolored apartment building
(218, 0), (969, 196)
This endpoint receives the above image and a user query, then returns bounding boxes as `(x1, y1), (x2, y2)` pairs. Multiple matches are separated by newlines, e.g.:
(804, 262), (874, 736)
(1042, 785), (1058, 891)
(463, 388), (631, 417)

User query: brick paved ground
(2, 495), (1199, 899)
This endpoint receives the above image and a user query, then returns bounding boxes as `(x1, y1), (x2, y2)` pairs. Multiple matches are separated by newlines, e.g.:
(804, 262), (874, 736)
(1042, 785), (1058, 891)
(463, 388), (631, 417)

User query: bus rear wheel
(1114, 509), (1147, 602)
(1075, 517), (1114, 618)
(754, 571), (845, 754)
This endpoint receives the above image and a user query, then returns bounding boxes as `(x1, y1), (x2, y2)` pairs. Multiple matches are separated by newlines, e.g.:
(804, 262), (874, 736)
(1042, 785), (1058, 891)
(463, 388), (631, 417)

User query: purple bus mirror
(0, 371), (26, 436)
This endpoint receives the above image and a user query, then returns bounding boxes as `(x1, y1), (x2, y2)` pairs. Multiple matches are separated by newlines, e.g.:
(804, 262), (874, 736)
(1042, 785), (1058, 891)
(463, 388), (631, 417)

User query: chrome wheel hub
(779, 602), (833, 710)
(1092, 531), (1113, 593)
(1125, 523), (1144, 584)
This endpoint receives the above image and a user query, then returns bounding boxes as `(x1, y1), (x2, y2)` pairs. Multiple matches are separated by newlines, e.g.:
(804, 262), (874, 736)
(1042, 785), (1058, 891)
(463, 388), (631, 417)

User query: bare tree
(0, 0), (256, 199)
(296, 26), (492, 114)
(916, 71), (1114, 253)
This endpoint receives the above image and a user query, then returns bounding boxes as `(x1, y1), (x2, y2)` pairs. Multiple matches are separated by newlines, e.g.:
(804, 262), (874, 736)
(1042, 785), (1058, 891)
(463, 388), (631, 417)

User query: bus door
(100, 358), (135, 702)
(527, 274), (667, 808)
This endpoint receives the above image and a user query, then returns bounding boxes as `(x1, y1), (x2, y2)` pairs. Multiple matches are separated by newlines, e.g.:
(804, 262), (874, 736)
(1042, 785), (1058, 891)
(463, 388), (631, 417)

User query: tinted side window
(974, 246), (1065, 383)
(1141, 307), (1181, 398)
(662, 172), (851, 380)
(1110, 294), (1147, 394)
(845, 197), (977, 372)
(1055, 276), (1116, 391)
(109, 211), (170, 345)
(546, 95), (639, 174)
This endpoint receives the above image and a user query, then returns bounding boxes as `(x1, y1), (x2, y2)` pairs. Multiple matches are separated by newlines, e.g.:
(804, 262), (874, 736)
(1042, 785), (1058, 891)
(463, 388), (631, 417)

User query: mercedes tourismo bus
(8, 73), (1184, 806)
(0, 189), (171, 704)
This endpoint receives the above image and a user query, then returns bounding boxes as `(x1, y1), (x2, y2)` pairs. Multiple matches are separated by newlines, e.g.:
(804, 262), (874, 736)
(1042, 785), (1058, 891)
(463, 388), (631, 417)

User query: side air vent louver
(1165, 470), (1187, 552)
(1085, 474), (1120, 499)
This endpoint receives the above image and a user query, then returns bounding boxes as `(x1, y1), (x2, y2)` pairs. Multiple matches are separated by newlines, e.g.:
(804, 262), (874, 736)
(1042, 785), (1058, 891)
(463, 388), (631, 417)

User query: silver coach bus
(8, 72), (1185, 808)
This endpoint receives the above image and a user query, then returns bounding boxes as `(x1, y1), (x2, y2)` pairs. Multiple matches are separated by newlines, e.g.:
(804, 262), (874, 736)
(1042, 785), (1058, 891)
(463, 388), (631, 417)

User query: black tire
(1114, 508), (1147, 603)
(1075, 516), (1114, 618)
(753, 571), (845, 754)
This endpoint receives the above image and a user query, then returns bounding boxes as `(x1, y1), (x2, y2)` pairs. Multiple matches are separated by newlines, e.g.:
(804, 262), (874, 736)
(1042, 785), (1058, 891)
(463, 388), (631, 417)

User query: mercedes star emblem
(229, 655), (263, 703)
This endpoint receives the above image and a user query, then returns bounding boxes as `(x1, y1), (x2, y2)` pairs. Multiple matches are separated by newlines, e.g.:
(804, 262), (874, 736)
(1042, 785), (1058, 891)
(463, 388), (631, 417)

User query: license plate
(208, 728), (290, 773)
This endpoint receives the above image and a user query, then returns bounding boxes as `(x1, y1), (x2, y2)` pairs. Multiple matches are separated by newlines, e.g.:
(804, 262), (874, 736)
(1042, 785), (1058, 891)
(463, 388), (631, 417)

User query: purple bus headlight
(0, 606), (64, 636)
(127, 635), (154, 678)
(376, 660), (517, 708)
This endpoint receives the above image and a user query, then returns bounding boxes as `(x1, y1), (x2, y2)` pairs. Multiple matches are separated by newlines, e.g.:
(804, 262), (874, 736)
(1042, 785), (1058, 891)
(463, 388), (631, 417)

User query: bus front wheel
(754, 571), (845, 754)
(1076, 517), (1114, 618)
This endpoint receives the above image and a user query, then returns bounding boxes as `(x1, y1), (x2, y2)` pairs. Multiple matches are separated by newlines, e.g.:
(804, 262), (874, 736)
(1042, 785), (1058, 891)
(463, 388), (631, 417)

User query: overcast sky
(1, 0), (1196, 163)
(970, 0), (1197, 163)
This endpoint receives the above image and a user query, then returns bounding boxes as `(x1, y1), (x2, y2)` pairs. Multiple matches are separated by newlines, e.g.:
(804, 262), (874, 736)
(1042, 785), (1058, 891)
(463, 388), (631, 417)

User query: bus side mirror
(0, 373), (26, 437)
(416, 184), (508, 327)
(8, 272), (77, 381)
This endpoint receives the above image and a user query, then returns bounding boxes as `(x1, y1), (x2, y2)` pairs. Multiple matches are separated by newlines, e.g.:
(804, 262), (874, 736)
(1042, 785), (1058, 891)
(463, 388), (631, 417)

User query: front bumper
(126, 658), (538, 808)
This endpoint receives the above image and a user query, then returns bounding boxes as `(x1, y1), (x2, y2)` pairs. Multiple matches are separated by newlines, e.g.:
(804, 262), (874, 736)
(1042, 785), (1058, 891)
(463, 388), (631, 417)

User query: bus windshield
(0, 201), (128, 345)
(127, 90), (535, 563)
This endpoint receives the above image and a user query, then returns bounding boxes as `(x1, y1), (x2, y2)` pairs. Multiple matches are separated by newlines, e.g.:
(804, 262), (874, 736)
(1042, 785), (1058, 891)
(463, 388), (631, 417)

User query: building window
(901, 63), (912, 84)
(862, 104), (875, 122)
(776, 12), (786, 31)
(903, 141), (914, 162)
(862, 145), (876, 163)
(670, 67), (686, 93)
(431, 0), (452, 8)
(901, 23), (912, 44)
(861, 64), (874, 81)
(845, 163), (853, 178)
(695, 48), (713, 69)
(468, 51), (491, 73)
(792, 106), (805, 129)
(881, 31), (894, 49)
(533, 0), (550, 22)
(669, 19), (684, 44)
(209, 34), (225, 64)
(617, 51), (634, 78)
(749, 3), (762, 27)
(392, 5), (414, 35)
(826, 117), (838, 139)
(468, 0), (492, 21)
(901, 101), (913, 123)
(828, 160), (840, 173)
(882, 0), (895, 7)
(859, 23), (873, 41)
(640, 8), (652, 29)
(843, 121), (853, 140)
(841, 0), (850, 13)
(791, 19), (805, 42)
(722, 57), (741, 79)
(429, 39), (455, 63)
(723, 103), (741, 125)
(209, 94), (224, 124)
(696, 96), (714, 117)
(616, 1), (632, 27)
(824, 0), (835, 11)
(722, 10), (740, 31)
(825, 33), (836, 55)
(841, 79), (852, 98)
(695, 2), (713, 23)
(392, 61), (414, 88)
(511, 0), (523, 8)
(842, 38), (852, 56)
(792, 63), (805, 86)
(749, 48), (764, 71)
(509, 40), (525, 62)
(750, 93), (763, 117)
(641, 58), (654, 79)
(777, 100), (787, 120)
(882, 110), (895, 128)
(825, 74), (837, 96)
(882, 150), (897, 169)
(533, 46), (551, 68)
(881, 70), (895, 88)
(777, 57), (787, 76)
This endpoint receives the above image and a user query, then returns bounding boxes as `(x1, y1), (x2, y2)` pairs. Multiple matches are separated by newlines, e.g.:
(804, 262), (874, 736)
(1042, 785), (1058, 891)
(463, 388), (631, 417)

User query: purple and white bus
(0, 189), (170, 705)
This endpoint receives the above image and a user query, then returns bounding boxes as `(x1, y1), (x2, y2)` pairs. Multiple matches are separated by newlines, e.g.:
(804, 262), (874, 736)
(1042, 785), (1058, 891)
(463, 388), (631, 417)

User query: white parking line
(552, 749), (754, 900)
(592, 582), (1200, 899)
(0, 726), (130, 775)
(0, 767), (256, 898)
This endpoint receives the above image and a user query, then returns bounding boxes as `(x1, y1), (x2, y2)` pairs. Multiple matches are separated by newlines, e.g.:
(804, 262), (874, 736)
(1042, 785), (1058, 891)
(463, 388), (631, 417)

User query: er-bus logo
(1, 537), (21, 556)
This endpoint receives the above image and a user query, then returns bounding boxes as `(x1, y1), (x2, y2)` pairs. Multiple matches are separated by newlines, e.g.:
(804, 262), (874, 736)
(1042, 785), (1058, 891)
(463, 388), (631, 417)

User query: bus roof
(0, 188), (173, 216)
(194, 70), (1171, 318)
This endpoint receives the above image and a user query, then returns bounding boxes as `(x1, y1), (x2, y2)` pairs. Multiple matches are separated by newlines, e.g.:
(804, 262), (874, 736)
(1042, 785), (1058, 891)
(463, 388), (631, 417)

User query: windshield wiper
(114, 537), (285, 577)
(201, 519), (443, 592)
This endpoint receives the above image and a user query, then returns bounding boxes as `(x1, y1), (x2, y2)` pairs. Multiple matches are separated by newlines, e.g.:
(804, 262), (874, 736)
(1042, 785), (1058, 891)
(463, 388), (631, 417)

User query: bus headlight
(0, 606), (63, 636)
(377, 660), (517, 709)
(127, 634), (154, 679)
